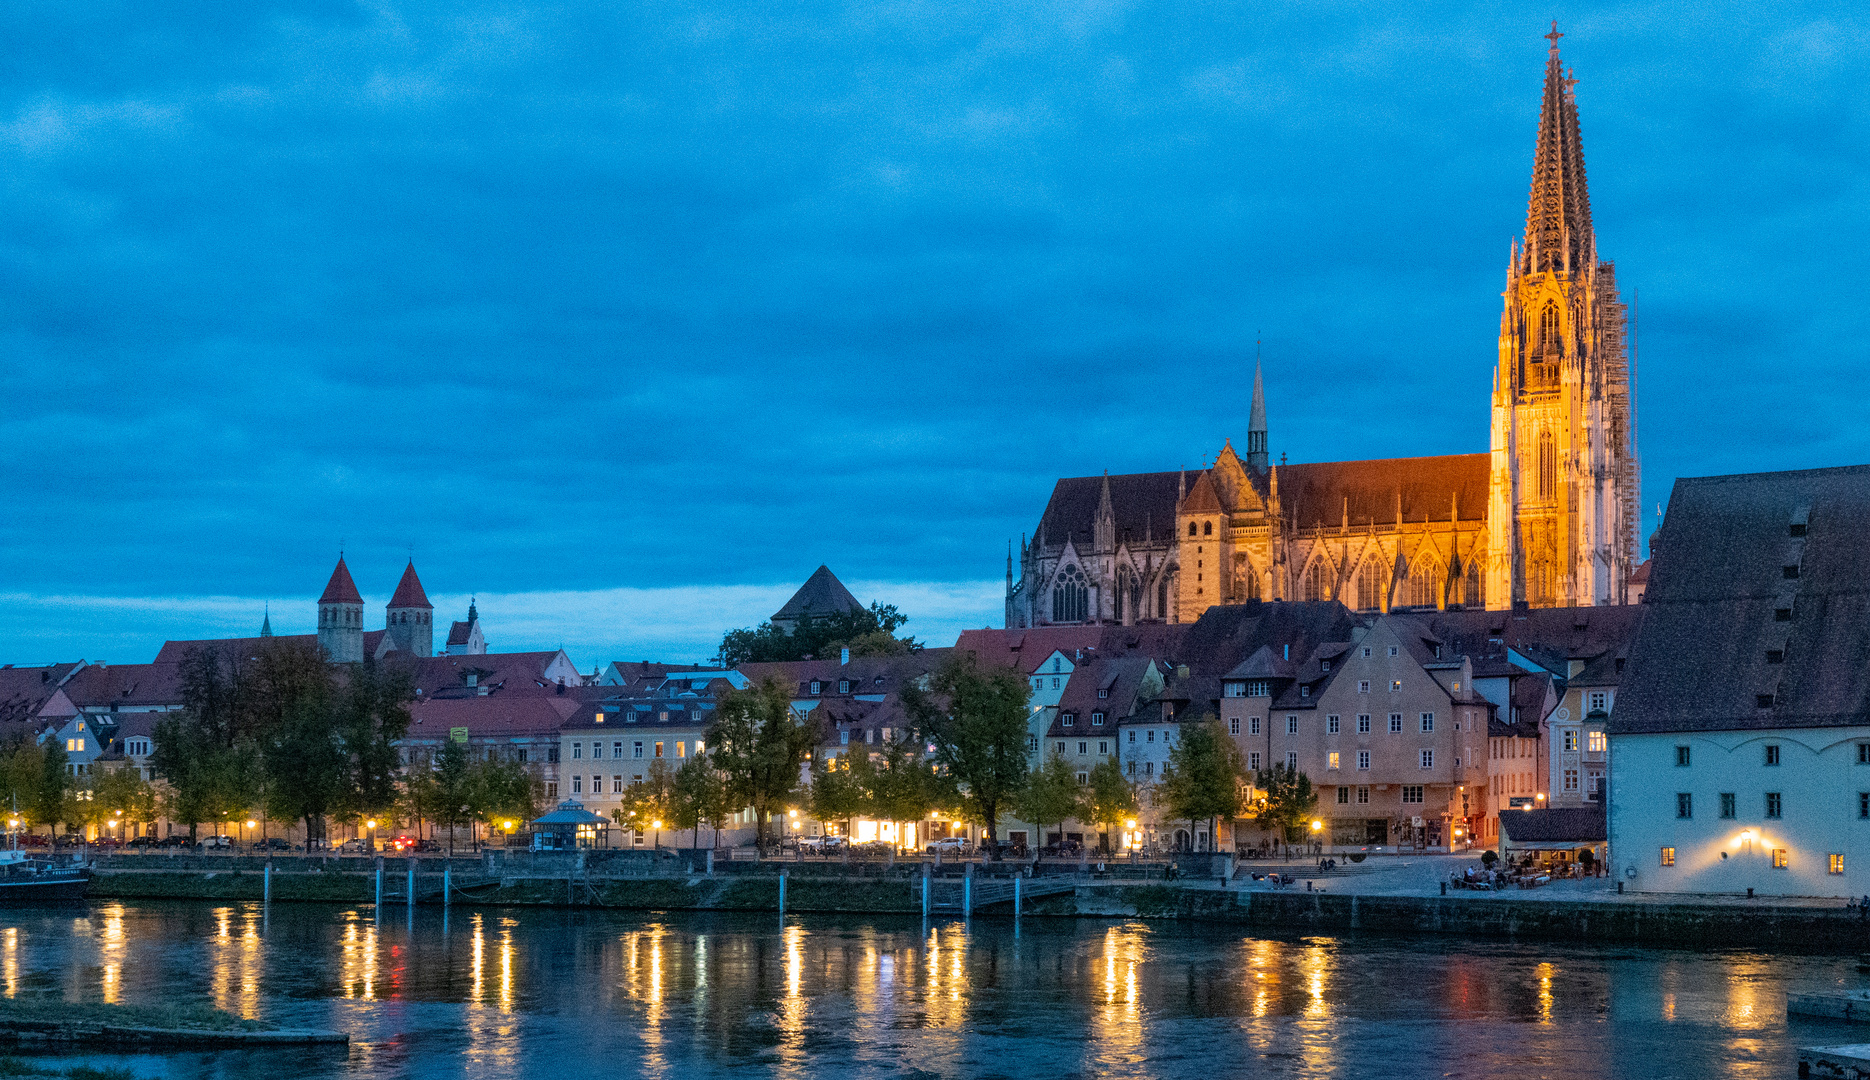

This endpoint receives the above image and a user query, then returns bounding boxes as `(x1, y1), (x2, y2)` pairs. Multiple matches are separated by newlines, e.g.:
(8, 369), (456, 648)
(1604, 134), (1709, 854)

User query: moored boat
(0, 851), (92, 902)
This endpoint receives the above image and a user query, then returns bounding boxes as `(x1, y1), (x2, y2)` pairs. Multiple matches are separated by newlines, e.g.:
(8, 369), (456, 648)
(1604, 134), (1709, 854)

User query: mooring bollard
(778, 869), (787, 915)
(706, 848), (715, 876)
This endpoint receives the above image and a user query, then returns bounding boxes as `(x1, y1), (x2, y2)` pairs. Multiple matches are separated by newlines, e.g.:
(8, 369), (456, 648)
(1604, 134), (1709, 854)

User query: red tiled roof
(319, 556), (364, 605)
(406, 694), (579, 738)
(1180, 470), (1223, 514)
(387, 561), (432, 609)
(63, 663), (186, 709)
(153, 631), (385, 664)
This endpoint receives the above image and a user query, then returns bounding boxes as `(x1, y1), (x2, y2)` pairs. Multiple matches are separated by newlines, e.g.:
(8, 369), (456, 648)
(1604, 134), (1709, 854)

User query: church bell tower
(1487, 24), (1639, 610)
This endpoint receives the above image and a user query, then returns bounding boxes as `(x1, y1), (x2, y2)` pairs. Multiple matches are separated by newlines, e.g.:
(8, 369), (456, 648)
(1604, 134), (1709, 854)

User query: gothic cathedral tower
(1487, 26), (1639, 610)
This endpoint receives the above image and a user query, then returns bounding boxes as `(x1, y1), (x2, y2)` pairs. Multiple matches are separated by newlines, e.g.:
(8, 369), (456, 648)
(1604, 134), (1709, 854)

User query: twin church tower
(1007, 27), (1640, 628)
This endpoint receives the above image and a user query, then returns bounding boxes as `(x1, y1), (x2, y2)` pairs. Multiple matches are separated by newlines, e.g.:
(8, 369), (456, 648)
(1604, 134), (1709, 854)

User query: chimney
(840, 647), (850, 666)
(1283, 644), (1290, 660)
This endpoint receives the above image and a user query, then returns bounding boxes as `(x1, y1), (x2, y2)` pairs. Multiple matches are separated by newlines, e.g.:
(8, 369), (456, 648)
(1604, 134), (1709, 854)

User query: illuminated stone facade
(1007, 28), (1638, 629)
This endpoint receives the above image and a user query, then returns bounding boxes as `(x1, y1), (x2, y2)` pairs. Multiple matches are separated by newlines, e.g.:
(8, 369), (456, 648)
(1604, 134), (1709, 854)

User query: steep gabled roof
(387, 562), (433, 610)
(1614, 464), (1870, 735)
(1037, 471), (1183, 553)
(319, 557), (364, 605)
(773, 566), (865, 623)
(1278, 455), (1489, 531)
(1180, 470), (1223, 514)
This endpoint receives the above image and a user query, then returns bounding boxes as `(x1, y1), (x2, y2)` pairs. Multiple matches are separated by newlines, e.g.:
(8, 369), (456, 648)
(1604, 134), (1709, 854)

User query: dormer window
(1062, 713), (1076, 728)
(838, 680), (851, 693)
(810, 681), (821, 694)
(1321, 660), (1331, 672)
(1097, 688), (1108, 699)
(1246, 681), (1270, 698)
(1091, 711), (1105, 726)
(1300, 686), (1311, 698)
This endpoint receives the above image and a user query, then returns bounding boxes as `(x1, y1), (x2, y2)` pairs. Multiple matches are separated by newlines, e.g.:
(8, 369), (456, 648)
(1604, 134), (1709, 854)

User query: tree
(1078, 758), (1139, 853)
(806, 754), (865, 841)
(901, 653), (1031, 856)
(94, 767), (160, 837)
(330, 657), (413, 823)
(0, 736), (43, 828)
(673, 756), (733, 851)
(1159, 717), (1247, 852)
(472, 757), (542, 841)
(423, 738), (478, 855)
(716, 602), (921, 666)
(1253, 761), (1319, 843)
(866, 738), (935, 852)
(1013, 753), (1080, 853)
(35, 740), (68, 832)
(619, 758), (677, 845)
(706, 679), (816, 848)
(261, 686), (347, 844)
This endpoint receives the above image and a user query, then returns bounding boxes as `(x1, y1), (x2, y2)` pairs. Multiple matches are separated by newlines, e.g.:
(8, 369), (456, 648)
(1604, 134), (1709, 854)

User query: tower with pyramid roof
(385, 561), (434, 657)
(1486, 22), (1638, 609)
(316, 556), (365, 663)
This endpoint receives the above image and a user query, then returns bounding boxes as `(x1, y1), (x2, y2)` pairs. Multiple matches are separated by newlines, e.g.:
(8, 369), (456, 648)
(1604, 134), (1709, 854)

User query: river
(0, 900), (1859, 1078)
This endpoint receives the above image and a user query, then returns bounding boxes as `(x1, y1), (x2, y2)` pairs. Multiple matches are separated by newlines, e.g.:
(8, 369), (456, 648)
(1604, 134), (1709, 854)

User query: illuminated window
(1328, 752), (1340, 770)
(1659, 847), (1675, 867)
(1391, 680), (1402, 693)
(1772, 848), (1789, 869)
(1588, 731), (1607, 753)
(677, 741), (686, 758)
(1830, 853), (1845, 875)
(1563, 731), (1578, 752)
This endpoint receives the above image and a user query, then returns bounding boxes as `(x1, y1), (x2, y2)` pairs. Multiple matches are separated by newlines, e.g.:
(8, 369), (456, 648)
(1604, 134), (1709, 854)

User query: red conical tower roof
(319, 556), (364, 605)
(387, 560), (433, 610)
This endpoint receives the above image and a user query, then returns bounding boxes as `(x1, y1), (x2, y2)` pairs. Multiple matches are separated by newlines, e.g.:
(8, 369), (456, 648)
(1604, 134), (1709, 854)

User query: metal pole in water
(922, 869), (930, 917)
(264, 859), (272, 904)
(408, 859), (417, 906)
(963, 874), (972, 917)
(444, 859), (452, 905)
(375, 856), (383, 907)
(1014, 874), (1021, 918)
(778, 870), (787, 915)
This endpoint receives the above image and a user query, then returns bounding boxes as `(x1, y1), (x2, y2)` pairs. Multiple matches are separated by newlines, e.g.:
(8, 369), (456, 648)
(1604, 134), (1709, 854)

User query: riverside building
(1610, 465), (1870, 897)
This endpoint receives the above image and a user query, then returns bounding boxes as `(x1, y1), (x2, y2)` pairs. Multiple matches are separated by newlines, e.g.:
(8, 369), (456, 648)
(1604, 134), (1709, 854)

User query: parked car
(799, 835), (845, 854)
(254, 837), (294, 852)
(125, 836), (157, 851)
(197, 835), (234, 850)
(412, 838), (442, 853)
(336, 838), (371, 855)
(925, 837), (971, 856)
(154, 835), (192, 849)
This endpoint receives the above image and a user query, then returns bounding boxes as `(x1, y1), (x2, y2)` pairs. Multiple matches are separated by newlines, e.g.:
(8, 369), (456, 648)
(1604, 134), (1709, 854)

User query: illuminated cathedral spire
(1522, 21), (1594, 277)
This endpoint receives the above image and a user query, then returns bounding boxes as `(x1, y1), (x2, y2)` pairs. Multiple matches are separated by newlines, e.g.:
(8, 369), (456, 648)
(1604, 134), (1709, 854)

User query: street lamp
(366, 818), (378, 853)
(652, 820), (662, 851)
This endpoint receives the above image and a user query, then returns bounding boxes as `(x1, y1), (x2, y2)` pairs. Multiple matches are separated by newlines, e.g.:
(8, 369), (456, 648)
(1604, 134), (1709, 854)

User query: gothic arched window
(1114, 568), (1128, 622)
(1158, 579), (1169, 620)
(1356, 559), (1385, 611)
(1539, 302), (1560, 351)
(1203, 521), (1213, 536)
(1304, 559), (1331, 602)
(1405, 559), (1442, 608)
(1537, 432), (1557, 502)
(1052, 564), (1089, 624)
(1465, 559), (1482, 608)
(1187, 521), (1197, 537)
(1236, 555), (1260, 600)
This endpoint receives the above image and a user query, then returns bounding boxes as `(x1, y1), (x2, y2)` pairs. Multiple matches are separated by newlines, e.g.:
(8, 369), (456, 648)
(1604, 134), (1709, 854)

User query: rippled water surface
(0, 900), (1861, 1078)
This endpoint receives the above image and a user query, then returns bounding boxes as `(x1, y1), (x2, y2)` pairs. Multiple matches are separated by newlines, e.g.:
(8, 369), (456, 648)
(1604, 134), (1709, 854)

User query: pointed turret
(1094, 470), (1117, 553)
(1246, 358), (1269, 470)
(385, 560), (435, 657)
(259, 605), (272, 638)
(1522, 22), (1594, 277)
(316, 556), (364, 663)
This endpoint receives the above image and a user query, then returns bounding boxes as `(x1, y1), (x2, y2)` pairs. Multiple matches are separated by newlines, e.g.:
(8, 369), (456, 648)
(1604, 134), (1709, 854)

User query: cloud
(0, 1), (1865, 662)
(0, 578), (1003, 670)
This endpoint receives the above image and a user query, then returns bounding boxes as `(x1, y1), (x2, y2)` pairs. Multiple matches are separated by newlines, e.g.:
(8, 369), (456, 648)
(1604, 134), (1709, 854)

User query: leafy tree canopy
(716, 602), (919, 666)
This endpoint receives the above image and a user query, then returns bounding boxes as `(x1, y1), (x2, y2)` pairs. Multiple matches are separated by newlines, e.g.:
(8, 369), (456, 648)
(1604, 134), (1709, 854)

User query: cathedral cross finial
(1545, 21), (1562, 51)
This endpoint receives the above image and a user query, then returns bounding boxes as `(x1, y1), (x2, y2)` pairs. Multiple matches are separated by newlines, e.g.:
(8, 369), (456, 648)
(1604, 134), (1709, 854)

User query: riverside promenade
(86, 847), (1870, 952)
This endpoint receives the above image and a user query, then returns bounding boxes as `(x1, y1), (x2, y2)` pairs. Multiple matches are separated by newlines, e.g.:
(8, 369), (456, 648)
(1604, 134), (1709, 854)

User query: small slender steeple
(1246, 347), (1269, 471)
(1094, 470), (1116, 553)
(259, 604), (272, 638)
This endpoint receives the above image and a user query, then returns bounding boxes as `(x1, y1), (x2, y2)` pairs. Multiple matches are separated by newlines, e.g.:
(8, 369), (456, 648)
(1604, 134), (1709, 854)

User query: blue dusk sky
(2, 2), (1865, 669)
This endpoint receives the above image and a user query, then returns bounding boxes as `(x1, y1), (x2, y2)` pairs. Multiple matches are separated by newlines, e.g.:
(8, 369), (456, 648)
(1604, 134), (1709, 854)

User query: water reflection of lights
(101, 904), (124, 1004)
(499, 922), (515, 1012)
(1537, 961), (1555, 1024)
(1246, 938), (1278, 1019)
(4, 926), (16, 997)
(340, 912), (379, 1002)
(470, 912), (485, 1003)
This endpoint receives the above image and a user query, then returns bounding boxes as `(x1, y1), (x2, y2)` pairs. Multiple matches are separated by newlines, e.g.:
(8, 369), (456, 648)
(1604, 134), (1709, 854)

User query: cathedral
(1006, 28), (1640, 628)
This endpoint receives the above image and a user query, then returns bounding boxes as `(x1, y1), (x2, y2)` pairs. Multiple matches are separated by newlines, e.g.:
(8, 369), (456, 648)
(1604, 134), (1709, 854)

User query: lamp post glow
(366, 818), (378, 853)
